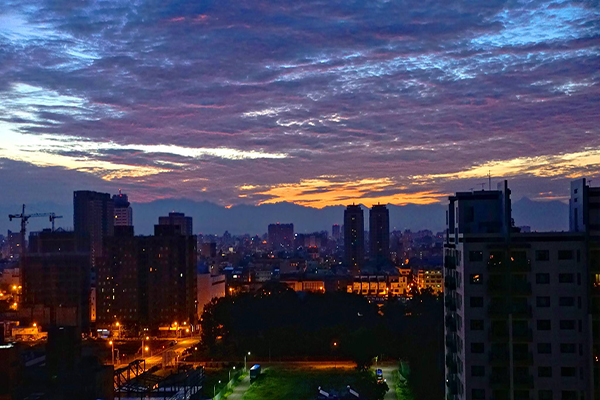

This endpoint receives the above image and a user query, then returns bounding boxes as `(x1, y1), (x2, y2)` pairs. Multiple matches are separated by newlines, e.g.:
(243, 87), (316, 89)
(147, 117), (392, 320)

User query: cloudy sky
(0, 0), (598, 208)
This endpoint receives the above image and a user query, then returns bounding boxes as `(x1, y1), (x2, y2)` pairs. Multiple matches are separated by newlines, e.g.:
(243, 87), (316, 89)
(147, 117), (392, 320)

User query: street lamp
(244, 352), (251, 371)
(214, 380), (221, 397)
(109, 341), (115, 365)
(229, 366), (236, 381)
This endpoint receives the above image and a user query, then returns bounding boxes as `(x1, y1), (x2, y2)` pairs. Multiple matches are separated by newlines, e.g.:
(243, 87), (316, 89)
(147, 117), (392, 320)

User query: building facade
(158, 212), (193, 236)
(112, 191), (133, 227)
(444, 180), (596, 400)
(344, 205), (364, 274)
(21, 231), (91, 332)
(268, 223), (294, 251)
(369, 204), (390, 265)
(97, 225), (197, 329)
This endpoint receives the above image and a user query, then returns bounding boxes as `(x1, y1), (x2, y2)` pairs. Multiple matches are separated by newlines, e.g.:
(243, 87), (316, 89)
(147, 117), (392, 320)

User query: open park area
(238, 364), (388, 400)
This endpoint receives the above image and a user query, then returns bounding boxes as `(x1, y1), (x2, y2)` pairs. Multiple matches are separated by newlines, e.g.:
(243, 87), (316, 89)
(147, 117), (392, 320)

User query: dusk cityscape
(0, 1), (598, 400)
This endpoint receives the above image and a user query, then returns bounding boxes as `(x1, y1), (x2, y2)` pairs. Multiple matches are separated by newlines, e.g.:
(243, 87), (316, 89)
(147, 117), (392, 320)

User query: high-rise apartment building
(369, 204), (390, 265)
(158, 212), (193, 236)
(268, 223), (294, 251)
(571, 178), (600, 397)
(444, 180), (597, 400)
(21, 230), (91, 333)
(344, 205), (364, 274)
(97, 222), (197, 329)
(112, 190), (133, 227)
(74, 190), (114, 323)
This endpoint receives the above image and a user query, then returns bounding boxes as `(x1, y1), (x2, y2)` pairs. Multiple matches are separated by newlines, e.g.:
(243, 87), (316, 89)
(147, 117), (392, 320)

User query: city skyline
(1, 0), (599, 208)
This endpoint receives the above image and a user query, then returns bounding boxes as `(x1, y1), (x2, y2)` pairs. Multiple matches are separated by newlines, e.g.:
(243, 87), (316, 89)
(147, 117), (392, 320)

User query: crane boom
(8, 204), (61, 258)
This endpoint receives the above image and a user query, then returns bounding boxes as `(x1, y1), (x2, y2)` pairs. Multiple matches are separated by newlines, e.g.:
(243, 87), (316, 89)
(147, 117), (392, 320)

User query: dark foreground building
(444, 179), (599, 400)
(97, 224), (197, 329)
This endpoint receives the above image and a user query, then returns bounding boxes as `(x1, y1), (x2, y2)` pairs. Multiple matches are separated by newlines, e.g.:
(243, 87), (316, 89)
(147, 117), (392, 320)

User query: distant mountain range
(0, 197), (569, 237)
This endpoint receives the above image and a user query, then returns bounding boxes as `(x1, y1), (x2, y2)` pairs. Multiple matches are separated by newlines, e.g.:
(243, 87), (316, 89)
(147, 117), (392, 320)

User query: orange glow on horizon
(253, 177), (447, 208)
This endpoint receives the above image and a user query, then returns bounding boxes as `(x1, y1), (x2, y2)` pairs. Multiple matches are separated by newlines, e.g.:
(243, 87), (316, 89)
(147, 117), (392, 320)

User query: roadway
(376, 363), (398, 400)
(114, 337), (200, 370)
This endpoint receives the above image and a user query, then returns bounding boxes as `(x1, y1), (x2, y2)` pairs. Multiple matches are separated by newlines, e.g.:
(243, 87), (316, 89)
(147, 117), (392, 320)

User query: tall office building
(369, 204), (390, 265)
(74, 191), (114, 261)
(158, 212), (193, 236)
(112, 190), (133, 227)
(443, 180), (597, 400)
(344, 205), (364, 274)
(268, 223), (294, 251)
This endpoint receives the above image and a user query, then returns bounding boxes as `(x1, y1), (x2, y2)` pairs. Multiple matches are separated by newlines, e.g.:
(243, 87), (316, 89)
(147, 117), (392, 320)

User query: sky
(0, 0), (599, 209)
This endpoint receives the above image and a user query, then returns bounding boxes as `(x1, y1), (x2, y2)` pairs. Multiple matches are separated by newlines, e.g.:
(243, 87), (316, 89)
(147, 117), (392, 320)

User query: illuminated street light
(244, 352), (251, 371)
(229, 366), (236, 380)
(109, 341), (115, 365)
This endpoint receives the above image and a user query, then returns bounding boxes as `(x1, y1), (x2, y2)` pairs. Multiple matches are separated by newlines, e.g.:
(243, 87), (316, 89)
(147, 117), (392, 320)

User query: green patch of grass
(392, 370), (415, 400)
(242, 367), (386, 400)
(202, 368), (231, 398)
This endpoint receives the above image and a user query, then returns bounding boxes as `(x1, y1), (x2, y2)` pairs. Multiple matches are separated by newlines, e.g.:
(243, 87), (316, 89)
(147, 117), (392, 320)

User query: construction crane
(8, 205), (61, 258)
(49, 213), (63, 231)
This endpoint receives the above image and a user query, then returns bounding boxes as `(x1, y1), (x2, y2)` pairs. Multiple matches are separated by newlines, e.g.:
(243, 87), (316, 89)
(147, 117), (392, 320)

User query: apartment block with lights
(444, 179), (599, 400)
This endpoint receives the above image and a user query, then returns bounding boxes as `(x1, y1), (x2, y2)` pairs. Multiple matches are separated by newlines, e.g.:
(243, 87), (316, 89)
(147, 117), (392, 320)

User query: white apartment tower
(444, 179), (599, 400)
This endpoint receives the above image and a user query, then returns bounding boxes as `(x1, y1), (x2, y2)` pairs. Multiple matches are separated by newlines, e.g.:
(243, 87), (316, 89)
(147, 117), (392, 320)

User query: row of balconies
(488, 302), (532, 317)
(490, 373), (533, 389)
(445, 256), (457, 270)
(488, 258), (531, 272)
(445, 295), (457, 311)
(489, 328), (533, 343)
(487, 279), (531, 295)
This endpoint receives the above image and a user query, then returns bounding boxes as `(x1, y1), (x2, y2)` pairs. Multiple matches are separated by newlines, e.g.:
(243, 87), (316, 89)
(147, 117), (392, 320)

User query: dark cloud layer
(0, 0), (598, 207)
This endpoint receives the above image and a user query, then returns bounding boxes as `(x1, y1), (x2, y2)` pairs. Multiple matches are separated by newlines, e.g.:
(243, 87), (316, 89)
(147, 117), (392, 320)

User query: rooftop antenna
(488, 170), (492, 191)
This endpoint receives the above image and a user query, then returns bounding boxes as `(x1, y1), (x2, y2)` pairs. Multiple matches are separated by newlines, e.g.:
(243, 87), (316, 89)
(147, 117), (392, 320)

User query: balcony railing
(445, 256), (457, 270)
(514, 374), (534, 388)
(512, 328), (533, 342)
(445, 315), (457, 331)
(445, 295), (457, 311)
(445, 334), (457, 353)
(490, 373), (510, 389)
(444, 277), (457, 291)
(487, 279), (532, 295)
(513, 351), (534, 365)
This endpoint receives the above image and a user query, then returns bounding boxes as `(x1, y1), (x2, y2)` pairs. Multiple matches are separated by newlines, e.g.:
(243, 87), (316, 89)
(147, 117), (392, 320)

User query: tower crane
(8, 205), (62, 258)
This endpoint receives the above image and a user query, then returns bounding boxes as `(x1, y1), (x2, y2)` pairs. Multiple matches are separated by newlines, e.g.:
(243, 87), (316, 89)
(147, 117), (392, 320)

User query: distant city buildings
(444, 179), (599, 400)
(332, 224), (341, 241)
(268, 223), (294, 251)
(344, 205), (364, 274)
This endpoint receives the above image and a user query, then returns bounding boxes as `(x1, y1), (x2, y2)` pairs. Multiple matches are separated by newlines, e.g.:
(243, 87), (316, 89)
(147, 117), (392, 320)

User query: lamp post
(214, 380), (221, 398)
(333, 341), (338, 369)
(109, 341), (115, 365)
(229, 366), (236, 381)
(244, 352), (251, 371)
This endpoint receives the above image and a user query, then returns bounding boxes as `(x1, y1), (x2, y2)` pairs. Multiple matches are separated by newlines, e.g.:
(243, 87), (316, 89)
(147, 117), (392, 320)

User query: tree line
(200, 283), (444, 399)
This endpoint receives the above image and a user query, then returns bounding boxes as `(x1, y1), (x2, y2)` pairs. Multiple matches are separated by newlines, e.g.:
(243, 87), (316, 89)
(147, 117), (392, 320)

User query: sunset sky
(0, 0), (599, 208)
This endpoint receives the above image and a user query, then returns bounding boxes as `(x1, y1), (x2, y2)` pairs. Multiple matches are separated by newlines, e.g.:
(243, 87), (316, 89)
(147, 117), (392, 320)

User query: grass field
(242, 366), (384, 400)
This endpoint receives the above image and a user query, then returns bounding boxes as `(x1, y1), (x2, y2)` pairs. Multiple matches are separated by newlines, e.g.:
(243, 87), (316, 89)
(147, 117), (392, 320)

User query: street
(377, 363), (398, 400)
(114, 337), (200, 370)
